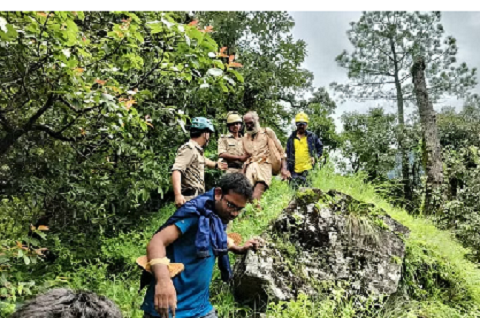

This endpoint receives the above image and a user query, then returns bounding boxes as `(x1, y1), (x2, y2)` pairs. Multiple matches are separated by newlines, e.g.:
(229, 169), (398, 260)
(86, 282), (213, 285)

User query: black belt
(181, 188), (199, 196)
(228, 162), (243, 169)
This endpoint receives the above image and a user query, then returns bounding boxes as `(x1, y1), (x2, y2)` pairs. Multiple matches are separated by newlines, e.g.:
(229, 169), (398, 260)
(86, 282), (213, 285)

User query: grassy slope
(59, 169), (480, 317)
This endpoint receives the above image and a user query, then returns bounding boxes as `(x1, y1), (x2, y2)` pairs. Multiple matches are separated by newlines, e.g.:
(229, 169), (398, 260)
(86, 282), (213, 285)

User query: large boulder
(233, 188), (409, 311)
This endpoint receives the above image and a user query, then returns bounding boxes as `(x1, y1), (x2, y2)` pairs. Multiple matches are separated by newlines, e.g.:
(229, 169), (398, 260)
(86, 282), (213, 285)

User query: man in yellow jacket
(285, 112), (323, 188)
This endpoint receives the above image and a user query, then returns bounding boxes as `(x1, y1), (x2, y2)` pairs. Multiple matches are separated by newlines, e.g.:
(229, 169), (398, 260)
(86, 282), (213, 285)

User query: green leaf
(212, 60), (224, 70)
(228, 69), (244, 83)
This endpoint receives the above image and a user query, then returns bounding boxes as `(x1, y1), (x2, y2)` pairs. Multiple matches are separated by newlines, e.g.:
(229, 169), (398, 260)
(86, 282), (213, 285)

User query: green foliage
(340, 107), (398, 180)
(310, 167), (480, 315)
(198, 11), (314, 140)
(302, 87), (342, 152)
(0, 11), (245, 314)
(332, 11), (477, 104)
(333, 11), (477, 203)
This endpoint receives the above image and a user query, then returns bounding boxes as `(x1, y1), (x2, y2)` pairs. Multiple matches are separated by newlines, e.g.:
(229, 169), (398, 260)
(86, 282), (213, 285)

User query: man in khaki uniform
(243, 111), (290, 206)
(172, 117), (227, 208)
(218, 112), (250, 174)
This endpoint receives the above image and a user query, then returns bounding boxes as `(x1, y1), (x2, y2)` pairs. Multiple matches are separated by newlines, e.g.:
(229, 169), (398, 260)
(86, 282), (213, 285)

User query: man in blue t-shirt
(141, 173), (259, 318)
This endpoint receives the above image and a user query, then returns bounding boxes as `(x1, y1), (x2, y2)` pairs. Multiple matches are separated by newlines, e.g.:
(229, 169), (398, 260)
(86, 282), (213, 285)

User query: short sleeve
(218, 137), (228, 155)
(174, 217), (198, 235)
(172, 145), (195, 172)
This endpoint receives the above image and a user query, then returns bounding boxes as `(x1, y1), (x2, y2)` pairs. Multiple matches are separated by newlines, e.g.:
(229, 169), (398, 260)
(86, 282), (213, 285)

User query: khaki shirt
(218, 133), (245, 169)
(243, 127), (286, 165)
(171, 140), (205, 195)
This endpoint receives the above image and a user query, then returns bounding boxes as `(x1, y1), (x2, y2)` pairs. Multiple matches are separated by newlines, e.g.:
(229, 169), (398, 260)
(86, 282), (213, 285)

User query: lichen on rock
(233, 187), (410, 311)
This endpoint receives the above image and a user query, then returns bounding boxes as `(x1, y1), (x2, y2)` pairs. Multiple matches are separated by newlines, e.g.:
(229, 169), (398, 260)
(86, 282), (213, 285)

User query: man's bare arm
(172, 170), (185, 208)
(219, 153), (250, 162)
(147, 225), (182, 317)
(205, 158), (227, 170)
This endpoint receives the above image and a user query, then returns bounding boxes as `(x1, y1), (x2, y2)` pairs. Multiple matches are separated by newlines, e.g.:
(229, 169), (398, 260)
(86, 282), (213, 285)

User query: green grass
(4, 169), (480, 318)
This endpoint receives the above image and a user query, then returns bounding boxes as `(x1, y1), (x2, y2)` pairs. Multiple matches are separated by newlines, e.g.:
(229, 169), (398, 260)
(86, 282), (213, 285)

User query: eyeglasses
(223, 197), (245, 212)
(296, 122), (307, 127)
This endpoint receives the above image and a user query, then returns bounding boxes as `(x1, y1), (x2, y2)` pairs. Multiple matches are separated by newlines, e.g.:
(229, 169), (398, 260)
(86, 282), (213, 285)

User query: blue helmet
(190, 117), (214, 133)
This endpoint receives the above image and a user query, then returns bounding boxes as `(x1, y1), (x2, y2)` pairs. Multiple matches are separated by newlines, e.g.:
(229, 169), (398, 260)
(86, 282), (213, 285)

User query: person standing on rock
(242, 111), (290, 207)
(140, 173), (261, 318)
(285, 112), (323, 188)
(217, 112), (250, 174)
(172, 117), (227, 208)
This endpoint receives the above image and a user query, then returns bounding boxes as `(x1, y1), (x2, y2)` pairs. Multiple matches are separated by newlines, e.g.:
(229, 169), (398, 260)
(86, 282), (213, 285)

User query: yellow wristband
(148, 257), (170, 267)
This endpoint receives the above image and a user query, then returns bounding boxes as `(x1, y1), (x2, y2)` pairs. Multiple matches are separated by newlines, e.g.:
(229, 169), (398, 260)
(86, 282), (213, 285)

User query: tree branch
(0, 93), (55, 157)
(33, 124), (76, 142)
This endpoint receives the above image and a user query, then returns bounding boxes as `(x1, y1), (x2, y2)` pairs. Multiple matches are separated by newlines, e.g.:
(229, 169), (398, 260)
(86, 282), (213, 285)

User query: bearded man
(242, 111), (290, 207)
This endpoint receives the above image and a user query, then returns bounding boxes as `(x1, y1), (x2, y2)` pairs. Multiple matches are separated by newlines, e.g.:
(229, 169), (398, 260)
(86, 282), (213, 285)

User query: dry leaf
(188, 20), (199, 26)
(37, 12), (47, 17)
(204, 26), (214, 33)
(95, 79), (107, 85)
(37, 225), (49, 231)
(168, 263), (185, 277)
(35, 248), (48, 256)
(136, 255), (150, 270)
(75, 68), (84, 73)
(125, 99), (136, 110)
(16, 241), (23, 249)
(218, 47), (228, 58)
(228, 62), (243, 68)
(30, 224), (36, 231)
(228, 233), (243, 245)
(229, 55), (235, 63)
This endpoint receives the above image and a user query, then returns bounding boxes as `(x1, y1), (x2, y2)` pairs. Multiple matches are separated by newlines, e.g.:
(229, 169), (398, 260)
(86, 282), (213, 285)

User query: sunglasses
(223, 197), (244, 212)
(296, 122), (307, 127)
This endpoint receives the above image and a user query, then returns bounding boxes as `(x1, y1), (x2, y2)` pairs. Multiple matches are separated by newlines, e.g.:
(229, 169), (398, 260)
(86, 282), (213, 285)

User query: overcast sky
(288, 11), (480, 131)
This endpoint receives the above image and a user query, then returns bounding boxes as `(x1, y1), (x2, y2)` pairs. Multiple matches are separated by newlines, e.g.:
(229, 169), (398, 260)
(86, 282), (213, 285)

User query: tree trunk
(390, 38), (412, 202)
(411, 56), (444, 213)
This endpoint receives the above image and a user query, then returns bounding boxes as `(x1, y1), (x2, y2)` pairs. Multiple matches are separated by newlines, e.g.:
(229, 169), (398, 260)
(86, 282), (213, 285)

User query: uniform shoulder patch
(178, 142), (193, 151)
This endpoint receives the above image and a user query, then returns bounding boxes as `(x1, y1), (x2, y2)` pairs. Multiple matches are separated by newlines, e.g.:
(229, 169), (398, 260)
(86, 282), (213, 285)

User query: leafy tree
(340, 107), (397, 180)
(332, 11), (478, 200)
(0, 11), (242, 249)
(0, 10), (251, 306)
(197, 11), (314, 138)
(435, 98), (480, 260)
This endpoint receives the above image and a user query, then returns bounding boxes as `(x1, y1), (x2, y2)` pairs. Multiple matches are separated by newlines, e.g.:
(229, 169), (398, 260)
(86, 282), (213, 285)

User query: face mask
(245, 121), (259, 135)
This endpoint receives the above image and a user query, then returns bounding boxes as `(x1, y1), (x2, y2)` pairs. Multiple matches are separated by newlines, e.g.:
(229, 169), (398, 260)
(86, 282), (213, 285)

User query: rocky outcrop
(233, 188), (409, 311)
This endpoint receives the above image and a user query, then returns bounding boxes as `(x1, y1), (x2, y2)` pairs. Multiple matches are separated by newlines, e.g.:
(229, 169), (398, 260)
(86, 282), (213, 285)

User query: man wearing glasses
(218, 112), (250, 174)
(140, 173), (260, 318)
(285, 112), (323, 188)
